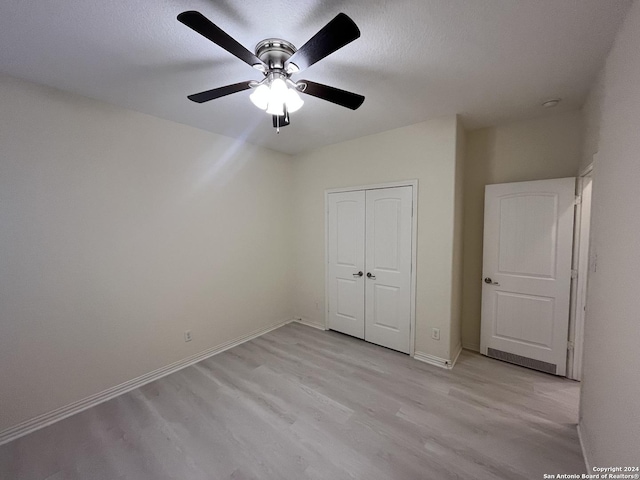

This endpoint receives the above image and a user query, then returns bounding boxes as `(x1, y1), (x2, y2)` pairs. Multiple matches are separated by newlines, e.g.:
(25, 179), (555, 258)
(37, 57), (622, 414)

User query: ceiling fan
(177, 11), (365, 132)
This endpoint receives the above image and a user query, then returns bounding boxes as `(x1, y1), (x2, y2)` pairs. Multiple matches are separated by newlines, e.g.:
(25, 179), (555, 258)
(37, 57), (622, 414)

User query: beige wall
(0, 74), (466, 435)
(292, 117), (461, 361)
(579, 0), (640, 465)
(0, 75), (294, 432)
(580, 70), (605, 172)
(461, 112), (583, 350)
(450, 121), (465, 357)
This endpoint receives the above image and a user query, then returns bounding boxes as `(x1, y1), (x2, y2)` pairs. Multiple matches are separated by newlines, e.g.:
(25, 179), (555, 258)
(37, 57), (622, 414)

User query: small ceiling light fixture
(542, 98), (561, 108)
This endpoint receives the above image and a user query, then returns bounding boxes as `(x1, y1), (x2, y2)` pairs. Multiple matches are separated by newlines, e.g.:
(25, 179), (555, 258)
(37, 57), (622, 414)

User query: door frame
(324, 180), (419, 356)
(567, 161), (594, 380)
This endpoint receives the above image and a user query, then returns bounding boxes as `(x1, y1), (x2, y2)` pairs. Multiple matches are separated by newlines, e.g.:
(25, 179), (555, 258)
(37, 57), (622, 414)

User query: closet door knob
(353, 271), (363, 277)
(367, 272), (376, 279)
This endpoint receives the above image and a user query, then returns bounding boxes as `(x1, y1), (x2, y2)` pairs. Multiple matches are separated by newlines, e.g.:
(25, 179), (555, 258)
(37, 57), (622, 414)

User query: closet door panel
(327, 191), (366, 338)
(364, 186), (412, 353)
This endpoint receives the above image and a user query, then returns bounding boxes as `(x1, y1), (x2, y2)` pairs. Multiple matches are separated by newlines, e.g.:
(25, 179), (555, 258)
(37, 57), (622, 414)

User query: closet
(326, 185), (414, 354)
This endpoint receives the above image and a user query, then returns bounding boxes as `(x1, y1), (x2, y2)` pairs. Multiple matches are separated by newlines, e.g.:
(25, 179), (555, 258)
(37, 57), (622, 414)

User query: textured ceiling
(0, 0), (632, 154)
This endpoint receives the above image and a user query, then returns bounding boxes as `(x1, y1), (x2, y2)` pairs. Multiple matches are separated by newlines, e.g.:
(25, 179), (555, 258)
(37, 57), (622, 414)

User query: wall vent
(487, 348), (557, 375)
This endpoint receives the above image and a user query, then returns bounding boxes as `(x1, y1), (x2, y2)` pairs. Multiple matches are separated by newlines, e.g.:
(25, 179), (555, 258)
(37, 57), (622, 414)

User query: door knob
(353, 271), (363, 277)
(484, 277), (500, 286)
(367, 272), (376, 279)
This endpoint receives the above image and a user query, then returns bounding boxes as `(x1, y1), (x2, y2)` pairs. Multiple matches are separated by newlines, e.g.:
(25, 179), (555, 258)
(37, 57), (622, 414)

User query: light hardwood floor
(0, 323), (585, 479)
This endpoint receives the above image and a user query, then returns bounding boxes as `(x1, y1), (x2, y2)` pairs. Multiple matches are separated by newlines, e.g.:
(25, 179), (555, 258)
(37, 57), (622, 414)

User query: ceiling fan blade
(187, 81), (253, 103)
(286, 13), (360, 72)
(298, 80), (365, 110)
(178, 11), (266, 70)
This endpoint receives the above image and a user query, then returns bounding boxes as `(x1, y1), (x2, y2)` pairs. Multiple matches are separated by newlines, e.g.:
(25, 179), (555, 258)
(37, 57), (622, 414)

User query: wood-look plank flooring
(0, 323), (585, 479)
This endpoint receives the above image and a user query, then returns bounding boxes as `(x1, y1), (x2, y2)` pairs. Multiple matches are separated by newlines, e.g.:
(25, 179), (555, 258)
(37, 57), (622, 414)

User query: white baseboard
(462, 342), (480, 352)
(294, 318), (327, 331)
(577, 424), (592, 473)
(414, 351), (454, 369)
(0, 318), (294, 447)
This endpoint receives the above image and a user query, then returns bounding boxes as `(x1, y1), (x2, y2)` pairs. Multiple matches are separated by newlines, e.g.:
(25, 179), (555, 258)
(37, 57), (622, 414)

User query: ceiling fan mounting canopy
(177, 10), (365, 131)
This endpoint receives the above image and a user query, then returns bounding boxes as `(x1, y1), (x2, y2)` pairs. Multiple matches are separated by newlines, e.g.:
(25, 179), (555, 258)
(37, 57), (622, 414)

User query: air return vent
(487, 348), (557, 375)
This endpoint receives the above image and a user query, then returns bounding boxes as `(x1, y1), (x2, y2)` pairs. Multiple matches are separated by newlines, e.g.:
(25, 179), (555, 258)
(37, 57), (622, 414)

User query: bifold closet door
(327, 191), (366, 338)
(364, 186), (413, 354)
(327, 186), (413, 353)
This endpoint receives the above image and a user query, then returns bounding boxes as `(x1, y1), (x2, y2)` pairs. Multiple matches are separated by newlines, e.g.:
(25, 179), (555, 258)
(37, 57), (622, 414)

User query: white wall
(579, 0), (640, 465)
(292, 117), (461, 361)
(461, 112), (583, 350)
(0, 75), (294, 432)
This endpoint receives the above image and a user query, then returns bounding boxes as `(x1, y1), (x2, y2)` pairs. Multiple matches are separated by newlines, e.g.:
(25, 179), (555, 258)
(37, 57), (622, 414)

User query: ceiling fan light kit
(248, 73), (304, 115)
(177, 11), (365, 133)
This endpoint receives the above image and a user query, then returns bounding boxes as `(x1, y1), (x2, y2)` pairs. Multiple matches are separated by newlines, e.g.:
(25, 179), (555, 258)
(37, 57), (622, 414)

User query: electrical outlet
(184, 330), (192, 342)
(432, 328), (440, 341)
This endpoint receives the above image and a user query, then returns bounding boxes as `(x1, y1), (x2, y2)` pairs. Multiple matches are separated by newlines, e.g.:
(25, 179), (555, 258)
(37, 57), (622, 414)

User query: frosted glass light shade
(266, 100), (285, 116)
(249, 84), (270, 110)
(285, 88), (304, 113)
(270, 78), (288, 103)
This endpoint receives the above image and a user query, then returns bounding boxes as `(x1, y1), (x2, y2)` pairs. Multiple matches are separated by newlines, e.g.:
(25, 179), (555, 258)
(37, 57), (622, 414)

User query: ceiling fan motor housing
(255, 39), (297, 72)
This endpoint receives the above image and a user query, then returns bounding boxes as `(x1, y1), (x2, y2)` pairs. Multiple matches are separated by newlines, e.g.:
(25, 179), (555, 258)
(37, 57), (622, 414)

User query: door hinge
(571, 269), (578, 279)
(574, 195), (582, 206)
(567, 341), (575, 351)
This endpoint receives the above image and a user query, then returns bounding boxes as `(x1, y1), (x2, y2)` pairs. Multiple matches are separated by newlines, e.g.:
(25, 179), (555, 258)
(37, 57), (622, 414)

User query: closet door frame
(324, 180), (418, 356)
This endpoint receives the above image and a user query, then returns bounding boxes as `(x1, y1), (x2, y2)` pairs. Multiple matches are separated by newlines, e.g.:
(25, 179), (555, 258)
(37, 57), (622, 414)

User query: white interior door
(364, 186), (413, 354)
(327, 191), (365, 338)
(480, 178), (575, 376)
